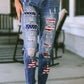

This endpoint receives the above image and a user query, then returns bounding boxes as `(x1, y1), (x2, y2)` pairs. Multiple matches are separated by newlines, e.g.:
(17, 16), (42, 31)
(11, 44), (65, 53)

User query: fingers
(15, 1), (24, 22)
(21, 7), (24, 14)
(17, 6), (24, 22)
(17, 10), (21, 22)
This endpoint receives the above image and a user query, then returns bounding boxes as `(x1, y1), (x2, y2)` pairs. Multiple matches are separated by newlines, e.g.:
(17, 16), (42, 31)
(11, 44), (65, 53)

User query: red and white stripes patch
(42, 64), (50, 74)
(45, 26), (55, 31)
(44, 43), (51, 47)
(28, 59), (36, 69)
(46, 19), (56, 23)
(43, 53), (50, 58)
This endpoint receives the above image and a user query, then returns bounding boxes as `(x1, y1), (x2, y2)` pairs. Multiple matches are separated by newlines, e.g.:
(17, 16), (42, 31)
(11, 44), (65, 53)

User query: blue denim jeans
(20, 0), (59, 84)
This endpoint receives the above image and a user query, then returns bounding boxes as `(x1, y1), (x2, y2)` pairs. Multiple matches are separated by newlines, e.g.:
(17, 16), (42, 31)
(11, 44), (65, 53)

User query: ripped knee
(28, 49), (35, 57)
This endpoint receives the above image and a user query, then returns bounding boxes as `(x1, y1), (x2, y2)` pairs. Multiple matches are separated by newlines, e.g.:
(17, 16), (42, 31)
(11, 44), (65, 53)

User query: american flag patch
(28, 59), (36, 69)
(44, 43), (51, 47)
(45, 26), (55, 31)
(24, 12), (36, 15)
(42, 64), (50, 74)
(43, 53), (50, 58)
(26, 24), (37, 29)
(46, 19), (56, 23)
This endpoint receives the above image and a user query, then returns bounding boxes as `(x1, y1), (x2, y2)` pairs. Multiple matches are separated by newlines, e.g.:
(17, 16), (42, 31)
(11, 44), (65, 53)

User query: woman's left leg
(38, 0), (60, 83)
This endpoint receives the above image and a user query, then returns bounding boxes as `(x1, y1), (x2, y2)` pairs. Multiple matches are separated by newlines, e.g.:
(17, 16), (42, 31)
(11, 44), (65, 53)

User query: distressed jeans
(20, 0), (59, 84)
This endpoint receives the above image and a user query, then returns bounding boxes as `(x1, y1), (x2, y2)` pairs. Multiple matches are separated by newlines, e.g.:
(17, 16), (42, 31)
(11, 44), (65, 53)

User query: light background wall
(0, 0), (10, 14)
(62, 0), (84, 58)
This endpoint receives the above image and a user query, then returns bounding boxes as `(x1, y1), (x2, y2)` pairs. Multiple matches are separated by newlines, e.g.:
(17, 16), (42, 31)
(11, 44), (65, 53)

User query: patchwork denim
(20, 0), (59, 84)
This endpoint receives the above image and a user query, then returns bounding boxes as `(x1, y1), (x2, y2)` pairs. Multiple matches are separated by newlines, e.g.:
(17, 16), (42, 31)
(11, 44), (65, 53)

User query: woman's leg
(21, 1), (39, 84)
(38, 0), (60, 84)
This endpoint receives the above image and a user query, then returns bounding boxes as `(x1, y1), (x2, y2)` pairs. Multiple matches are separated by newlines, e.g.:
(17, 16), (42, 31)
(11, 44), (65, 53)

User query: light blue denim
(20, 0), (60, 84)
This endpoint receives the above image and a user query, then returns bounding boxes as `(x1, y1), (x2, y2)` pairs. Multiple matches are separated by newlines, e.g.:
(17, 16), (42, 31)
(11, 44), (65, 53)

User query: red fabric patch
(43, 53), (50, 58)
(46, 19), (55, 23)
(44, 43), (51, 47)
(45, 26), (55, 31)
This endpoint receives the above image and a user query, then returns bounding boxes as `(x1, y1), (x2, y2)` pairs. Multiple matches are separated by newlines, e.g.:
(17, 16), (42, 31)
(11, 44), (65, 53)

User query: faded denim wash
(20, 0), (60, 84)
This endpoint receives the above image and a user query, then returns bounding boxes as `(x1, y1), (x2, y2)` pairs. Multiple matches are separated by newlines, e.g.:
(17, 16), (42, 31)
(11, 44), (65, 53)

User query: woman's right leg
(21, 1), (39, 84)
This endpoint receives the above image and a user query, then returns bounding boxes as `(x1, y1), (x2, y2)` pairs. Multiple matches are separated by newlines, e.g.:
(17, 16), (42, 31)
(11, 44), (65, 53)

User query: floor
(0, 49), (84, 84)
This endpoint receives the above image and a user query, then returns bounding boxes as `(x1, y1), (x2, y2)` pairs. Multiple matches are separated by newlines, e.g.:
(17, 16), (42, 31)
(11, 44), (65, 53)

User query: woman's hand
(15, 0), (24, 22)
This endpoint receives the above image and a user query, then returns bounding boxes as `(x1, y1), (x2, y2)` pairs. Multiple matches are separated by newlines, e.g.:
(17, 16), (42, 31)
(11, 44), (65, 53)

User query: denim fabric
(20, 0), (59, 84)
(20, 0), (59, 9)
(20, 0), (46, 8)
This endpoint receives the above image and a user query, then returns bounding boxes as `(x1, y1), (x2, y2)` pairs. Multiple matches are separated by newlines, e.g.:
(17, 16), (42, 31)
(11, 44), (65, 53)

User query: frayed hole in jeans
(28, 49), (35, 57)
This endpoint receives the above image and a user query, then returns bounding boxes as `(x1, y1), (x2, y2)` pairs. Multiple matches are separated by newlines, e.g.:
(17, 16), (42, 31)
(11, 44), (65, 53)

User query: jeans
(20, 0), (59, 84)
